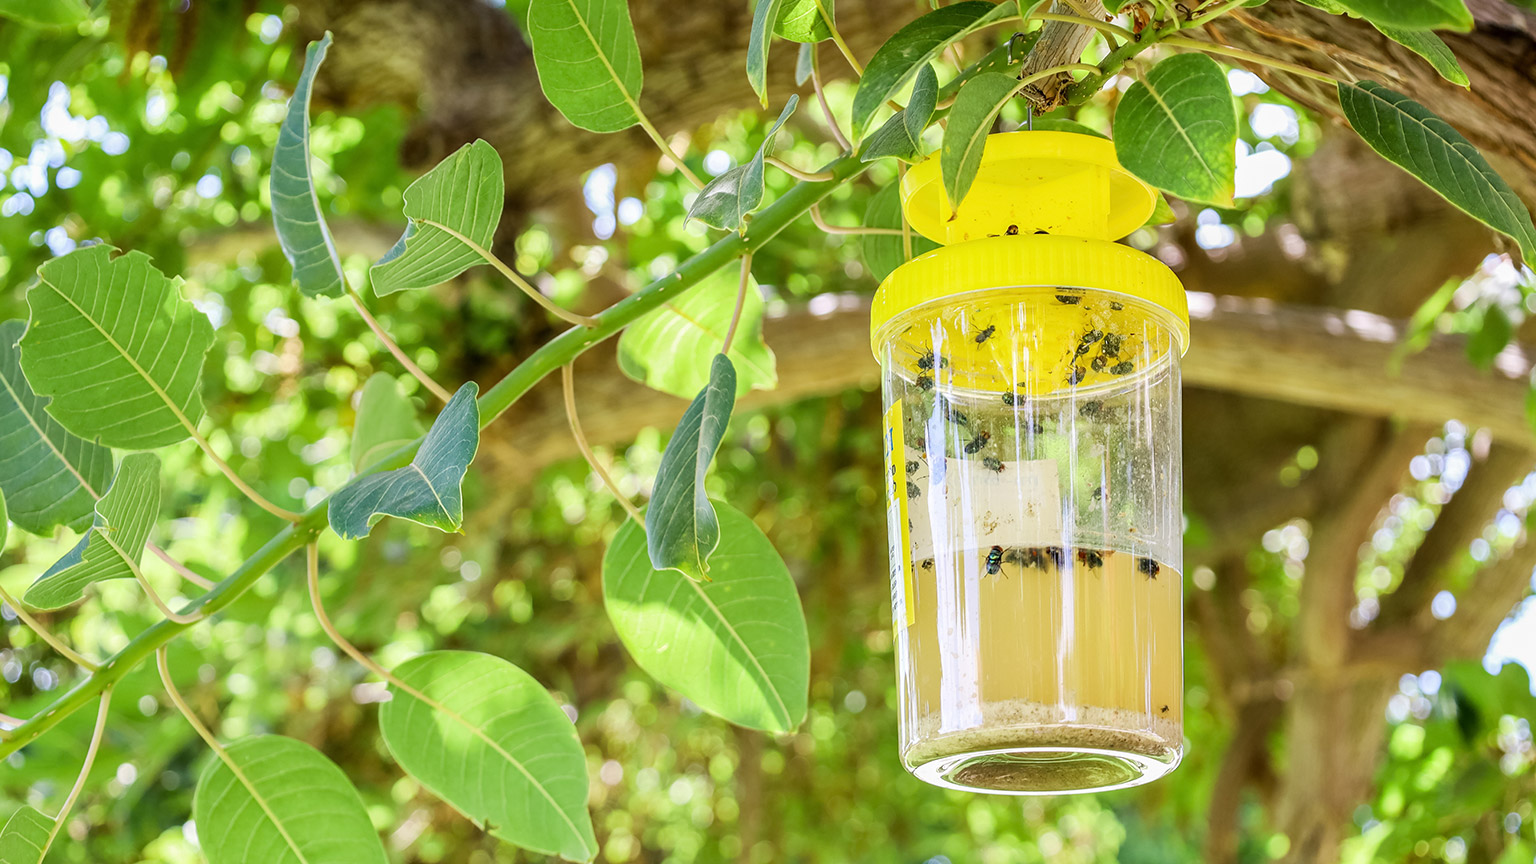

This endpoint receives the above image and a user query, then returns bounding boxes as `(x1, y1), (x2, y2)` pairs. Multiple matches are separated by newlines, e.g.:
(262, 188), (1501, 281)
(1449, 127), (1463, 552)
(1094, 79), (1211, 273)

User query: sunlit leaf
(851, 0), (1022, 140)
(0, 0), (87, 27)
(193, 735), (387, 864)
(940, 71), (1024, 215)
(617, 266), (775, 399)
(1114, 53), (1237, 206)
(775, 0), (833, 42)
(272, 32), (347, 299)
(350, 374), (423, 473)
(1372, 24), (1469, 87)
(329, 382), (479, 539)
(0, 319), (113, 536)
(1466, 304), (1513, 370)
(21, 246), (214, 450)
(25, 453), (159, 610)
(1145, 193), (1176, 227)
(528, 0), (644, 133)
(646, 354), (734, 581)
(378, 651), (597, 863)
(687, 96), (798, 231)
(370, 139), (502, 296)
(860, 63), (938, 163)
(1332, 0), (1472, 31)
(1339, 80), (1536, 265)
(861, 183), (938, 282)
(604, 501), (810, 732)
(795, 43), (814, 86)
(0, 805), (52, 864)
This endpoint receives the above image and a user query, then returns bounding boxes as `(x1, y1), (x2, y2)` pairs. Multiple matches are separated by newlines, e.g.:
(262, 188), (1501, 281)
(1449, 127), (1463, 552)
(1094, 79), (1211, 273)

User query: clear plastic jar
(874, 132), (1188, 794)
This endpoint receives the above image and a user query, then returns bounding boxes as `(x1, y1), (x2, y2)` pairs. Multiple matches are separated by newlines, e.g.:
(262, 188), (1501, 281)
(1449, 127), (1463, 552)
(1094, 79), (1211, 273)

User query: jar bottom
(904, 703), (1181, 795)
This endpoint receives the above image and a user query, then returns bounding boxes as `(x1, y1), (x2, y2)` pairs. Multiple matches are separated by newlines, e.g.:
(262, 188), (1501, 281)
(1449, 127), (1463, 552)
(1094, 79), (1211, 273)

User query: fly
(906, 480), (921, 499)
(918, 351), (935, 371)
(905, 459), (920, 474)
(916, 373), (934, 391)
(982, 456), (1005, 473)
(1110, 360), (1134, 375)
(1002, 391), (1023, 407)
(1076, 548), (1105, 570)
(1079, 400), (1104, 418)
(1090, 355), (1108, 372)
(1067, 366), (1087, 386)
(985, 545), (1004, 576)
(1138, 557), (1161, 580)
(1056, 292), (1082, 305)
(975, 324), (997, 345)
(1101, 333), (1122, 356)
(963, 431), (991, 454)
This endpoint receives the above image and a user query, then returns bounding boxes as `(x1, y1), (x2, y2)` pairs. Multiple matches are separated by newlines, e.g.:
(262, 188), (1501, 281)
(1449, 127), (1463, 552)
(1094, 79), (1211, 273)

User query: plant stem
(634, 113), (705, 189)
(812, 0), (864, 76)
(1162, 36), (1342, 83)
(561, 366), (645, 525)
(722, 254), (752, 355)
(809, 46), (854, 153)
(1032, 11), (1135, 43)
(764, 156), (833, 182)
(414, 221), (599, 329)
(148, 544), (214, 589)
(347, 288), (456, 402)
(898, 162), (912, 260)
(40, 690), (112, 860)
(810, 203), (906, 235)
(0, 584), (99, 670)
(187, 423), (300, 522)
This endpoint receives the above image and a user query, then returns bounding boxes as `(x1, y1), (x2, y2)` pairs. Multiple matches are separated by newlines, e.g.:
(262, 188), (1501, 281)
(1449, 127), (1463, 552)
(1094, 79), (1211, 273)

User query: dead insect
(906, 480), (921, 499)
(916, 374), (934, 391)
(1138, 557), (1161, 580)
(1081, 329), (1104, 345)
(917, 351), (936, 371)
(1101, 333), (1122, 357)
(975, 324), (997, 345)
(1160, 704), (1169, 714)
(1110, 360), (1135, 375)
(1005, 224), (1019, 235)
(939, 399), (970, 426)
(1076, 548), (1105, 570)
(1055, 292), (1083, 305)
(1090, 355), (1108, 372)
(1108, 301), (1125, 312)
(920, 558), (935, 571)
(905, 459), (920, 474)
(1003, 548), (1031, 568)
(1074, 341), (1096, 358)
(963, 431), (991, 454)
(1091, 486), (1104, 502)
(1043, 546), (1065, 569)
(1002, 391), (1023, 407)
(1066, 366), (1087, 386)
(1079, 400), (1104, 418)
(985, 545), (1004, 576)
(981, 456), (1005, 473)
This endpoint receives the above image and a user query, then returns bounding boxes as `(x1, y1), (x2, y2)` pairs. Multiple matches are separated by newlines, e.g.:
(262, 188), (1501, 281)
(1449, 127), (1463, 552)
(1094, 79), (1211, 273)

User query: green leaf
(370, 140), (502, 296)
(0, 805), (52, 864)
(1333, 0), (1472, 31)
(748, 0), (789, 107)
(350, 374), (424, 473)
(329, 383), (479, 540)
(1373, 24), (1469, 87)
(22, 246), (215, 451)
(618, 267), (776, 399)
(941, 71), (1024, 216)
(528, 0), (644, 133)
(687, 96), (798, 231)
(1114, 53), (1237, 206)
(775, 0), (833, 42)
(1145, 193), (1176, 227)
(378, 651), (597, 863)
(748, 0), (832, 105)
(1466, 304), (1513, 370)
(852, 0), (1023, 140)
(1029, 116), (1109, 139)
(795, 43), (814, 86)
(860, 63), (938, 163)
(604, 501), (810, 732)
(861, 183), (939, 282)
(193, 735), (387, 864)
(646, 354), (735, 581)
(0, 319), (113, 536)
(0, 0), (87, 27)
(25, 453), (159, 611)
(1339, 80), (1536, 265)
(272, 32), (347, 299)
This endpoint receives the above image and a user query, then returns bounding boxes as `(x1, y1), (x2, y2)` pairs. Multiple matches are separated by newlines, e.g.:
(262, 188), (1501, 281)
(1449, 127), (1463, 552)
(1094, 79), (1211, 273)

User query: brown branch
(1020, 0), (1111, 110)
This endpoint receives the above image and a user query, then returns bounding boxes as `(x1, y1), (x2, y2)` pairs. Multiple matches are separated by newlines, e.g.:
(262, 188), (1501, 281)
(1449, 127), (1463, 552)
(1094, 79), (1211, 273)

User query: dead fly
(985, 545), (1005, 576)
(1110, 360), (1135, 375)
(916, 373), (934, 391)
(1066, 366), (1087, 386)
(1043, 546), (1065, 569)
(1091, 486), (1104, 503)
(963, 431), (991, 454)
(1056, 292), (1083, 305)
(1080, 329), (1104, 346)
(920, 558), (935, 571)
(1002, 391), (1023, 407)
(1101, 333), (1122, 357)
(982, 456), (1005, 473)
(1079, 400), (1104, 418)
(975, 324), (997, 345)
(1074, 341), (1096, 358)
(918, 351), (936, 371)
(1090, 355), (1108, 372)
(906, 480), (921, 499)
(1005, 224), (1020, 235)
(1109, 301), (1125, 311)
(905, 459), (920, 474)
(1138, 557), (1161, 580)
(1160, 704), (1169, 714)
(1076, 548), (1105, 570)
(937, 398), (970, 426)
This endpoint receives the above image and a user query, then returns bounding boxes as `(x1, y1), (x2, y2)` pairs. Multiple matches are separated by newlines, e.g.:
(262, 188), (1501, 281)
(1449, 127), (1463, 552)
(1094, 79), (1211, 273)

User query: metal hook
(1006, 32), (1027, 66)
(1026, 104), (1033, 131)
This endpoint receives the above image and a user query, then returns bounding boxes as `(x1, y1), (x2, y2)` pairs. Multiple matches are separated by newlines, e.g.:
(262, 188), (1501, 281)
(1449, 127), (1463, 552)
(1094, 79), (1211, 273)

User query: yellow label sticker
(883, 400), (916, 630)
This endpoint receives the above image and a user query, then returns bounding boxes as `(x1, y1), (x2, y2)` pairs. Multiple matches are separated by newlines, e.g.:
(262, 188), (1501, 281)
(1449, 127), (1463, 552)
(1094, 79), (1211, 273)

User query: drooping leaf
(271, 32), (346, 299)
(22, 246), (214, 450)
(329, 383), (479, 540)
(1372, 24), (1469, 87)
(0, 805), (52, 864)
(861, 183), (939, 282)
(748, 0), (832, 105)
(193, 735), (387, 864)
(940, 71), (1024, 216)
(378, 651), (597, 863)
(1145, 193), (1177, 227)
(0, 0), (87, 27)
(1339, 80), (1536, 265)
(0, 319), (113, 535)
(1114, 53), (1237, 206)
(646, 355), (735, 581)
(860, 63), (938, 163)
(1466, 304), (1513, 370)
(795, 43), (814, 86)
(604, 501), (810, 732)
(687, 96), (798, 231)
(527, 0), (644, 133)
(748, 0), (790, 107)
(1332, 0), (1472, 31)
(851, 0), (1022, 140)
(618, 267), (775, 399)
(775, 0), (833, 42)
(370, 139), (502, 296)
(25, 453), (159, 610)
(350, 374), (424, 473)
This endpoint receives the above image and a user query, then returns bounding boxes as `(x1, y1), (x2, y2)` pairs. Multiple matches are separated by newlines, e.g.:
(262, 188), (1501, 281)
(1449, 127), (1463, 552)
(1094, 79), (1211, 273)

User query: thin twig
(722, 254), (752, 355)
(40, 690), (112, 859)
(1020, 62), (1104, 87)
(763, 156), (833, 182)
(0, 584), (100, 670)
(635, 115), (705, 189)
(1032, 10), (1134, 43)
(809, 45), (854, 152)
(100, 532), (204, 625)
(1162, 36), (1342, 83)
(811, 0), (864, 75)
(414, 221), (599, 329)
(148, 544), (214, 589)
(560, 366), (644, 525)
(810, 203), (906, 236)
(186, 424), (300, 522)
(347, 288), (455, 402)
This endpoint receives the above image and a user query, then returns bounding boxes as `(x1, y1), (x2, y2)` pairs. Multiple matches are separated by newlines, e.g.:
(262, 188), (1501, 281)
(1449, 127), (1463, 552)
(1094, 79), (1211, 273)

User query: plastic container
(873, 131), (1189, 795)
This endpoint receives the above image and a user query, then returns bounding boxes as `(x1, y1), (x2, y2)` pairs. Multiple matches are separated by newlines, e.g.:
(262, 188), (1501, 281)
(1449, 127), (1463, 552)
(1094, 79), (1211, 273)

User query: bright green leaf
(646, 354), (735, 581)
(350, 374), (423, 473)
(25, 453), (159, 610)
(941, 71), (1024, 216)
(1145, 193), (1176, 227)
(748, 0), (832, 105)
(1466, 304), (1513, 370)
(0, 0), (86, 27)
(861, 183), (938, 282)
(795, 43), (814, 86)
(1339, 80), (1536, 265)
(687, 96), (797, 231)
(193, 735), (387, 864)
(0, 805), (52, 864)
(528, 0), (644, 133)
(272, 32), (347, 299)
(329, 383), (479, 540)
(379, 651), (597, 863)
(618, 267), (776, 399)
(775, 0), (833, 42)
(852, 0), (1023, 140)
(604, 501), (810, 732)
(370, 139), (502, 296)
(748, 0), (790, 107)
(1372, 24), (1469, 87)
(860, 63), (938, 163)
(1333, 0), (1472, 31)
(1114, 53), (1237, 206)
(22, 246), (214, 451)
(0, 319), (113, 536)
